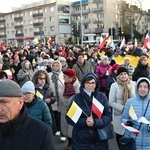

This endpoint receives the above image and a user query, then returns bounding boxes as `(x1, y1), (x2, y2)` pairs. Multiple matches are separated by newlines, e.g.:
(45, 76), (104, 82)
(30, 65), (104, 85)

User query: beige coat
(109, 81), (136, 135)
(60, 78), (80, 138)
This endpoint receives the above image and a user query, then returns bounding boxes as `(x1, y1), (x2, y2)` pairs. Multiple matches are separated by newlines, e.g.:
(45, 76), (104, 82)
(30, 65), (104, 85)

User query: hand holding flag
(121, 123), (140, 135)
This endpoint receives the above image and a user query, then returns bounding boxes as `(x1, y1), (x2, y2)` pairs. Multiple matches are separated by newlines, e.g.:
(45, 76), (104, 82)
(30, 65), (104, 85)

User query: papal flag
(36, 90), (43, 99)
(67, 101), (82, 123)
(129, 105), (138, 120)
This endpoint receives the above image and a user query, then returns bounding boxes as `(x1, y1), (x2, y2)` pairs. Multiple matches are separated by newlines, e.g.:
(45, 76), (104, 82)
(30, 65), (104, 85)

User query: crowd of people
(0, 42), (150, 150)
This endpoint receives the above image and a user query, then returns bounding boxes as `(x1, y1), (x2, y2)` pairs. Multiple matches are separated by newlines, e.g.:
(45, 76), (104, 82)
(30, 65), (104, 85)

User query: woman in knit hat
(21, 81), (52, 127)
(60, 68), (80, 149)
(109, 67), (136, 148)
(106, 63), (120, 98)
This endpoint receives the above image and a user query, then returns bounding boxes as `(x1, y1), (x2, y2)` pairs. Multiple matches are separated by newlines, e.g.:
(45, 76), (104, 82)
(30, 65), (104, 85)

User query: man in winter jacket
(0, 79), (55, 150)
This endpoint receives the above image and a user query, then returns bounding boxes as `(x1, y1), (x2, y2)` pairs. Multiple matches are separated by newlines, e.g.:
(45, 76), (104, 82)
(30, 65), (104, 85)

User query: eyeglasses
(85, 82), (96, 86)
(39, 78), (46, 80)
(23, 92), (31, 96)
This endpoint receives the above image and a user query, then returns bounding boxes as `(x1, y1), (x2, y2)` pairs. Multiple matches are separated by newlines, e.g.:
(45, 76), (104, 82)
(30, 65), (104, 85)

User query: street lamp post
(80, 0), (83, 46)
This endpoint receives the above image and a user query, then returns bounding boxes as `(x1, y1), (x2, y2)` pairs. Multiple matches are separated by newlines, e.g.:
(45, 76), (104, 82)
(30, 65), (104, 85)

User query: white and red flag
(143, 33), (150, 49)
(92, 97), (104, 119)
(99, 36), (109, 50)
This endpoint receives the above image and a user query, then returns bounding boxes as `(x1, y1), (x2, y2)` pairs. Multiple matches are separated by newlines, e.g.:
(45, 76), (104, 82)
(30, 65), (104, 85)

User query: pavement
(54, 125), (119, 150)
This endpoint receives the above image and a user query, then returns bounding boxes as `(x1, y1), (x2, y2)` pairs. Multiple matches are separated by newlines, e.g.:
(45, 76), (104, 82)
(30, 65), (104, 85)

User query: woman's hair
(0, 71), (8, 79)
(138, 55), (148, 64)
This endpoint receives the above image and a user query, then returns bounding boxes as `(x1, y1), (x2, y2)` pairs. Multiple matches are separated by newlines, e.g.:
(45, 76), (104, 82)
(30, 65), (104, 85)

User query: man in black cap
(0, 79), (55, 150)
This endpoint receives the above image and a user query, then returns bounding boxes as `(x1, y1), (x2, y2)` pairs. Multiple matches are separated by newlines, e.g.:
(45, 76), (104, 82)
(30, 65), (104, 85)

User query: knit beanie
(117, 67), (129, 76)
(0, 79), (22, 97)
(111, 64), (120, 72)
(21, 81), (35, 95)
(63, 69), (76, 78)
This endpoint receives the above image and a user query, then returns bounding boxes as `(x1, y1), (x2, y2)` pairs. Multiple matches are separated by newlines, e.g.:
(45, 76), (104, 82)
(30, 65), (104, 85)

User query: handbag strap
(137, 99), (150, 131)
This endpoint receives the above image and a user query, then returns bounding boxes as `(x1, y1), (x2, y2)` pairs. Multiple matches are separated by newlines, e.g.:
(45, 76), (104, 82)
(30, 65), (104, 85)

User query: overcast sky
(0, 0), (149, 13)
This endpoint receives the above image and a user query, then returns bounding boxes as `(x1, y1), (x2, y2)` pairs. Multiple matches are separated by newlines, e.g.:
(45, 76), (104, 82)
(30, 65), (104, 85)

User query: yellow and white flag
(36, 90), (43, 99)
(67, 101), (82, 123)
(129, 105), (138, 120)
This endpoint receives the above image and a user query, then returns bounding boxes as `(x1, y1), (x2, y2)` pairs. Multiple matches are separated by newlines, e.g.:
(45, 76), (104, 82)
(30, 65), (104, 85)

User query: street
(55, 125), (119, 150)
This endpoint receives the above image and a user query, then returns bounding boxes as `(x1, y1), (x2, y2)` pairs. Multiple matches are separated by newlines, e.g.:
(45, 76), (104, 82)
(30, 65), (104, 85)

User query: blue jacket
(66, 73), (112, 150)
(121, 77), (150, 150)
(25, 97), (52, 127)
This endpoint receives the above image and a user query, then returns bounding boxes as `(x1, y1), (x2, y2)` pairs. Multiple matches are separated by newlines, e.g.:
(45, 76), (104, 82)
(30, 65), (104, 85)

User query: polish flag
(143, 33), (150, 49)
(92, 97), (104, 118)
(47, 37), (52, 44)
(120, 37), (126, 49)
(99, 36), (109, 50)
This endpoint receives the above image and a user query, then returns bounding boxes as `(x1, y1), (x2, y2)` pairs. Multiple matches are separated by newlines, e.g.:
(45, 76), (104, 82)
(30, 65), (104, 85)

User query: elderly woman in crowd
(109, 67), (136, 148)
(121, 77), (150, 150)
(21, 81), (52, 127)
(95, 55), (112, 94)
(132, 55), (150, 81)
(17, 60), (33, 87)
(32, 69), (56, 133)
(60, 69), (80, 150)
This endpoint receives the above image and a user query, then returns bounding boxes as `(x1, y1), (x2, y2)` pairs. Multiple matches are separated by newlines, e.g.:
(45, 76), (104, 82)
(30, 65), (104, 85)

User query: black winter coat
(0, 106), (55, 150)
(132, 63), (149, 81)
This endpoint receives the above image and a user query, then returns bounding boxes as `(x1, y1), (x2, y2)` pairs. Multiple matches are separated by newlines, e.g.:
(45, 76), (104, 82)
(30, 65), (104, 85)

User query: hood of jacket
(80, 72), (100, 97)
(135, 77), (150, 100)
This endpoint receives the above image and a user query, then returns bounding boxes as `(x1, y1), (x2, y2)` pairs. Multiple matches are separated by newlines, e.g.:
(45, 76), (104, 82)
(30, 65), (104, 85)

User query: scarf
(63, 80), (76, 98)
(117, 77), (131, 104)
(25, 98), (37, 108)
(51, 71), (60, 102)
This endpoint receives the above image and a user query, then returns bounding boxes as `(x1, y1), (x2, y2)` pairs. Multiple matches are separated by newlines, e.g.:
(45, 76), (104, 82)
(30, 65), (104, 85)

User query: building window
(7, 23), (9, 27)
(11, 15), (14, 19)
(50, 7), (54, 12)
(29, 28), (33, 32)
(12, 30), (15, 34)
(49, 17), (54, 21)
(50, 26), (55, 31)
(44, 17), (47, 22)
(44, 8), (47, 12)
(11, 23), (14, 26)
(7, 31), (9, 34)
(24, 29), (27, 33)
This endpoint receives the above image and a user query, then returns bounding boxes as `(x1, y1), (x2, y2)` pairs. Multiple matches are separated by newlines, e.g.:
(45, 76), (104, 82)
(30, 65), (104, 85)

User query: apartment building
(0, 0), (72, 44)
(0, 0), (149, 45)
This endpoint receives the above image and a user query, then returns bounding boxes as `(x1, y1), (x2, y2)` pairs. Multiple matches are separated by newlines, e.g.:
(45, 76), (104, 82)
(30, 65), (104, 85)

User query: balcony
(33, 22), (43, 27)
(14, 16), (23, 21)
(15, 25), (23, 29)
(91, 7), (103, 13)
(71, 9), (89, 15)
(34, 31), (44, 36)
(91, 18), (104, 23)
(32, 13), (43, 18)
(0, 27), (6, 30)
(92, 0), (103, 3)
(82, 18), (90, 24)
(15, 33), (24, 37)
(0, 19), (5, 23)
(91, 28), (103, 33)
(0, 34), (6, 38)
(83, 29), (91, 33)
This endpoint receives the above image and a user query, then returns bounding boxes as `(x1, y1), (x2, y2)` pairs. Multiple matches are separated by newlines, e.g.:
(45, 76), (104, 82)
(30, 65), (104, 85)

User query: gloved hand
(125, 121), (133, 127)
